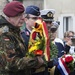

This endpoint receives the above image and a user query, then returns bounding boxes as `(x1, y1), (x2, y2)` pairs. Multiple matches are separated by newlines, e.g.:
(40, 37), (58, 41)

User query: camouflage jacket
(0, 16), (38, 75)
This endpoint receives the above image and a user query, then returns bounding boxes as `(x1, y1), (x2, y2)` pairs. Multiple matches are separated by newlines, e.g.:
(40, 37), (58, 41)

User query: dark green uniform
(0, 15), (38, 75)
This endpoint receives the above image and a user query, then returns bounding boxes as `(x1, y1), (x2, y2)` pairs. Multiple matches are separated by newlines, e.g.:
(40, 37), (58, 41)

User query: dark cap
(40, 9), (55, 22)
(3, 1), (24, 17)
(25, 5), (40, 16)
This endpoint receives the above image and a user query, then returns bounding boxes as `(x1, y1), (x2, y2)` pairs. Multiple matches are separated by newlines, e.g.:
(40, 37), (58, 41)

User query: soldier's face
(8, 13), (25, 28)
(25, 14), (40, 31)
(45, 21), (53, 33)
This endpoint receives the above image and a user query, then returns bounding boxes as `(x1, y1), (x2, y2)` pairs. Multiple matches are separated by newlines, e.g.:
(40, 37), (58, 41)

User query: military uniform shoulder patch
(4, 37), (10, 41)
(0, 26), (9, 35)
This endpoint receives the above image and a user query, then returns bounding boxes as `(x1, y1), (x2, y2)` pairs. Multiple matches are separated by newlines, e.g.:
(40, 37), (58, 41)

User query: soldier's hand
(23, 57), (38, 68)
(35, 56), (44, 68)
(21, 56), (44, 69)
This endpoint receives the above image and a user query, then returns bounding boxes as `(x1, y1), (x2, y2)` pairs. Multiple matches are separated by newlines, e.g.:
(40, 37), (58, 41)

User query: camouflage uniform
(0, 15), (38, 75)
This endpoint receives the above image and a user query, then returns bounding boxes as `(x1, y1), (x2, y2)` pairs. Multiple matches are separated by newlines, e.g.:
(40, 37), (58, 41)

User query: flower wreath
(58, 54), (75, 75)
(26, 19), (50, 65)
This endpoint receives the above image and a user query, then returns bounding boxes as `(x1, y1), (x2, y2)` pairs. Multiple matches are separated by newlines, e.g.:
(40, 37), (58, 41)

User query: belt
(48, 66), (56, 75)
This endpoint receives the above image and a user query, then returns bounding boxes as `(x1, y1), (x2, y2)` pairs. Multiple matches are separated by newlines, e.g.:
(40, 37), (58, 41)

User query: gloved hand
(48, 60), (53, 68)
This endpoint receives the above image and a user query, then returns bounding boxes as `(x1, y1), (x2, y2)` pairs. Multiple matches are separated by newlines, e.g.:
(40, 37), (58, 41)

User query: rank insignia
(26, 31), (30, 36)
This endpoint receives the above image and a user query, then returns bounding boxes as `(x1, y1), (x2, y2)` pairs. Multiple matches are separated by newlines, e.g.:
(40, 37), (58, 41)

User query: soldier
(40, 9), (55, 33)
(51, 21), (64, 58)
(21, 5), (40, 49)
(0, 1), (44, 75)
(40, 9), (60, 75)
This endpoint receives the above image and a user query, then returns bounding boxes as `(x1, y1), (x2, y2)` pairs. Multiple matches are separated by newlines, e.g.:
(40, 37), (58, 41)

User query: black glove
(48, 60), (53, 68)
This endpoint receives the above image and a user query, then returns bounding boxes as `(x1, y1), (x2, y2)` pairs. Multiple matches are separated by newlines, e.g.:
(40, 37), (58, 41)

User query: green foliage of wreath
(50, 41), (58, 60)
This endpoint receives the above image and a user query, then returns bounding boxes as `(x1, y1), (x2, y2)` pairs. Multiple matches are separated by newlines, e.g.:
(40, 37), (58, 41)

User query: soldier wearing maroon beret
(0, 1), (44, 75)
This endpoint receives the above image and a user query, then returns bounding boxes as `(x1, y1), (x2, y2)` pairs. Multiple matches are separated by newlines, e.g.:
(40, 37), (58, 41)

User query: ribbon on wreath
(57, 54), (75, 75)
(27, 19), (50, 62)
(57, 57), (70, 75)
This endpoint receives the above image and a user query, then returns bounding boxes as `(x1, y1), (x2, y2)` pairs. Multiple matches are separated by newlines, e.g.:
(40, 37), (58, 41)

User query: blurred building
(0, 0), (7, 15)
(44, 0), (75, 39)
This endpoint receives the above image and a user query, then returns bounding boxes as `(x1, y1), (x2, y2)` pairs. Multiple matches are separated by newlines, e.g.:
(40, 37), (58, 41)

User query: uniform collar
(0, 15), (20, 32)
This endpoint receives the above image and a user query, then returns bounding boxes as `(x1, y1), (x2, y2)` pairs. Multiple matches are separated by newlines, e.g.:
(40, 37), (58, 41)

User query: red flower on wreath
(65, 56), (73, 63)
(33, 50), (43, 56)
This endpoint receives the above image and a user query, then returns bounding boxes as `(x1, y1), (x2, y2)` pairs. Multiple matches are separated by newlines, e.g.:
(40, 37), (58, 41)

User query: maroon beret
(3, 1), (24, 17)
